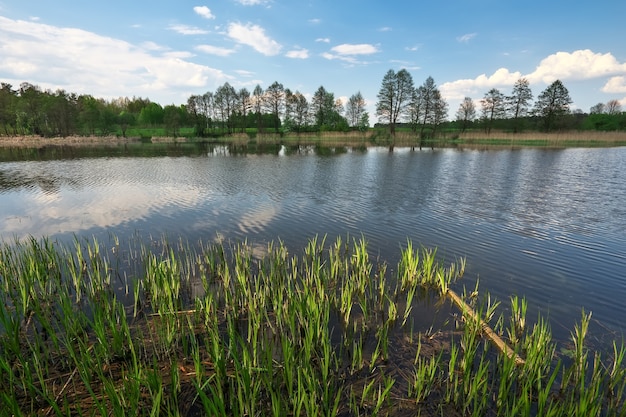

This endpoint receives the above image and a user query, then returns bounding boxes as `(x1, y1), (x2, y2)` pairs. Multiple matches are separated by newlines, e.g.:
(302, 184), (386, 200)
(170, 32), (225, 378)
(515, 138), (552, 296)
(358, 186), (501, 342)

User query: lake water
(1, 143), (625, 345)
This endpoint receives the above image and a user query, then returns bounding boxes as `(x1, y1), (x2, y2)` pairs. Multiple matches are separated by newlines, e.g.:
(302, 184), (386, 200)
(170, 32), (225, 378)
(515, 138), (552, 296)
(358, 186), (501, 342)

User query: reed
(0, 234), (625, 416)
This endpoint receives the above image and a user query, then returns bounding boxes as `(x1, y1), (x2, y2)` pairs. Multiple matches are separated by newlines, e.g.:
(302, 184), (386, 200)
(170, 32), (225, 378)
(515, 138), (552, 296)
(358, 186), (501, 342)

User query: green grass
(0, 234), (625, 416)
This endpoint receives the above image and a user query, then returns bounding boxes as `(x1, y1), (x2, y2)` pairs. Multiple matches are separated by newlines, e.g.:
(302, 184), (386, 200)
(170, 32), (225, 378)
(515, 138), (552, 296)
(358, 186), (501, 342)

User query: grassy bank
(2, 129), (626, 150)
(1, 235), (625, 416)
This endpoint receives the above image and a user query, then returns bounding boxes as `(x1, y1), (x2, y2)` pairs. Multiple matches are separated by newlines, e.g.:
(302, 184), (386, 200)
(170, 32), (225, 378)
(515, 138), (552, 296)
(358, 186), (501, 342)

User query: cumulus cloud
(440, 49), (626, 102)
(196, 44), (236, 56)
(526, 49), (626, 84)
(0, 16), (228, 103)
(285, 48), (309, 59)
(315, 37), (330, 43)
(168, 24), (209, 35)
(602, 76), (626, 94)
(193, 6), (215, 19)
(227, 22), (281, 56)
(440, 68), (522, 100)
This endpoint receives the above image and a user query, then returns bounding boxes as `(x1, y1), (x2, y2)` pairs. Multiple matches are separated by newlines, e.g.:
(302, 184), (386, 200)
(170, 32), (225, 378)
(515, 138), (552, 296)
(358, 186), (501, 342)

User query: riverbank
(2, 130), (626, 149)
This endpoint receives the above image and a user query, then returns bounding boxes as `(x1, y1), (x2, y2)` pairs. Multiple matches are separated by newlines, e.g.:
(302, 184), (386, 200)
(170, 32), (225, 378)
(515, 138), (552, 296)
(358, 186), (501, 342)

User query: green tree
(118, 111), (136, 137)
(163, 104), (186, 136)
(507, 78), (533, 132)
(0, 83), (18, 135)
(480, 88), (506, 134)
(376, 69), (414, 136)
(139, 102), (164, 126)
(533, 80), (572, 131)
(311, 86), (333, 129)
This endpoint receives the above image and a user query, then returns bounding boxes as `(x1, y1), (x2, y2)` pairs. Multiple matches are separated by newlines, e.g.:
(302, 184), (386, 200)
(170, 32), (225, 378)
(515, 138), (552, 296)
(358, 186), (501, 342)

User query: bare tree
(346, 91), (366, 128)
(252, 84), (264, 132)
(412, 76), (446, 139)
(481, 88), (506, 134)
(456, 97), (476, 132)
(264, 81), (285, 133)
(606, 99), (622, 115)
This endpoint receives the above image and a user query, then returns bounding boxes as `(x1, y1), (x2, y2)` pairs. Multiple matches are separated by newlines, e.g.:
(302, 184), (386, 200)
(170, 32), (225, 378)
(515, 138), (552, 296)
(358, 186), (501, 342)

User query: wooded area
(0, 71), (624, 139)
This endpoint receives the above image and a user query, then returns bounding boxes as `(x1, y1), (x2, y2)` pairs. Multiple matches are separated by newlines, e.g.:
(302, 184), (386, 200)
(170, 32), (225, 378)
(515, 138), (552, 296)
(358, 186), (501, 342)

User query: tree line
(374, 70), (625, 137)
(0, 73), (624, 139)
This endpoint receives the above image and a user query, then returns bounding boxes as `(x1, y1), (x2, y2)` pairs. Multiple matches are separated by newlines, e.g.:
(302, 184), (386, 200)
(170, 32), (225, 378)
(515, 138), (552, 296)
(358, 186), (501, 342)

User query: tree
(311, 86), (333, 128)
(252, 84), (265, 132)
(481, 88), (506, 134)
(590, 103), (605, 114)
(214, 82), (237, 133)
(237, 88), (252, 132)
(139, 102), (164, 126)
(264, 81), (285, 133)
(507, 78), (533, 132)
(346, 92), (366, 128)
(163, 104), (186, 136)
(0, 83), (17, 135)
(376, 69), (414, 136)
(533, 80), (572, 131)
(455, 97), (476, 133)
(285, 90), (309, 133)
(606, 99), (622, 115)
(411, 76), (446, 139)
(118, 111), (136, 137)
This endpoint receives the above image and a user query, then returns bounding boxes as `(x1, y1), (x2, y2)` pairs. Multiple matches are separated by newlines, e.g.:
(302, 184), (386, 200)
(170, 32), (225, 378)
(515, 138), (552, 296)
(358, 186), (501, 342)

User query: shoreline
(1, 130), (626, 149)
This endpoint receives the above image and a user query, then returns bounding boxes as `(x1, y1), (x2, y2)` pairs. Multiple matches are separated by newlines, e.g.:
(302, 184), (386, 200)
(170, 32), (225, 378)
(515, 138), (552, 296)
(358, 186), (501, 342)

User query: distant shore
(1, 130), (626, 149)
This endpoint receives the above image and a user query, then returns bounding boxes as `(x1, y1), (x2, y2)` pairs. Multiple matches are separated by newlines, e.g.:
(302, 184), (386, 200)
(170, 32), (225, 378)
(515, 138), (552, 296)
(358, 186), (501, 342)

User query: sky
(1, 0), (626, 121)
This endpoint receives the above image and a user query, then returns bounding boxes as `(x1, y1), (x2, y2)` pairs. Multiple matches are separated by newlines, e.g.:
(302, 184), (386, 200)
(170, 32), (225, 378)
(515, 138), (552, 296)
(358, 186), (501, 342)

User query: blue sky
(1, 0), (626, 121)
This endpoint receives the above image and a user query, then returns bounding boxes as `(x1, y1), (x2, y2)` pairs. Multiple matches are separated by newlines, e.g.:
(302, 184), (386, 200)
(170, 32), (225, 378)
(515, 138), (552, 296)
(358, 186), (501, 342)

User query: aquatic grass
(1, 235), (625, 415)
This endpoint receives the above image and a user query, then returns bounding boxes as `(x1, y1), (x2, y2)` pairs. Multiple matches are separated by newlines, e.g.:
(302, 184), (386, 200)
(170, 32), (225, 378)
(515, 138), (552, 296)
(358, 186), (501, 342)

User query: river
(1, 143), (625, 345)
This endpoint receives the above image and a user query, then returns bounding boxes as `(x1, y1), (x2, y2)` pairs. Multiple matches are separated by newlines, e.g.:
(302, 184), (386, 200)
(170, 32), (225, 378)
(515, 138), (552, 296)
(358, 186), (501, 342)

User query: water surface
(1, 144), (625, 344)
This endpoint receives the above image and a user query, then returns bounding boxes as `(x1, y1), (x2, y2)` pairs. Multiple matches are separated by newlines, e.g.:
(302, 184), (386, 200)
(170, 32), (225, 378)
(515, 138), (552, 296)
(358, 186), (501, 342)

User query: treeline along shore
(1, 71), (626, 148)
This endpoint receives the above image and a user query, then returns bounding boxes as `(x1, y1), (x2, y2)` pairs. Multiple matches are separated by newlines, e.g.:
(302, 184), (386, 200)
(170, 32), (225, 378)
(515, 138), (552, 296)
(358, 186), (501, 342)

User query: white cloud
(193, 6), (215, 19)
(440, 68), (522, 100)
(309, 18), (321, 24)
(330, 43), (379, 55)
(285, 48), (309, 59)
(0, 16), (228, 103)
(602, 76), (626, 94)
(440, 49), (626, 103)
(196, 44), (236, 56)
(526, 49), (626, 84)
(227, 22), (281, 56)
(315, 37), (330, 43)
(168, 24), (209, 35)
(457, 33), (477, 43)
(378, 26), (392, 32)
